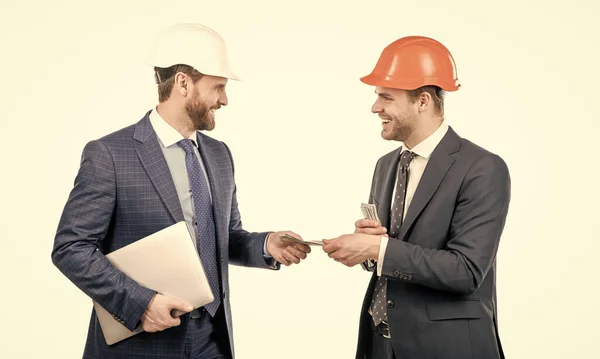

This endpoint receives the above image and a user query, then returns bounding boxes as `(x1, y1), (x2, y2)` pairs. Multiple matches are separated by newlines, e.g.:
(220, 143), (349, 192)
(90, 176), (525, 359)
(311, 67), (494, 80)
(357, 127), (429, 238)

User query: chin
(380, 131), (394, 141)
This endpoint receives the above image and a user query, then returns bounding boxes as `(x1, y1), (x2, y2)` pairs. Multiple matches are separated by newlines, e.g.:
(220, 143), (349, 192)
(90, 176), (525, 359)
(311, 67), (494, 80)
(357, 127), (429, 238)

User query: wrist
(264, 232), (274, 255)
(369, 235), (381, 259)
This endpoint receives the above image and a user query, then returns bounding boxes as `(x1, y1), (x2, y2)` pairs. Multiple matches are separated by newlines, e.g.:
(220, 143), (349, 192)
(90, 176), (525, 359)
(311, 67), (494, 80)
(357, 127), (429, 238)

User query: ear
(174, 72), (190, 97)
(417, 91), (432, 113)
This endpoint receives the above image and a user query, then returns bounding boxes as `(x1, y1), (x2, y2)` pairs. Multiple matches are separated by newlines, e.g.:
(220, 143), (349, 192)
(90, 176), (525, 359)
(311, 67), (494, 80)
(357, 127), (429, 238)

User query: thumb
(168, 298), (194, 313)
(322, 238), (336, 246)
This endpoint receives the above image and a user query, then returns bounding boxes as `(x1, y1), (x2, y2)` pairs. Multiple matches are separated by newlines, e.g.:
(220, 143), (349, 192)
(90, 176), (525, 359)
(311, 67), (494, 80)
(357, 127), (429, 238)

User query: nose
(219, 92), (228, 107)
(371, 100), (383, 114)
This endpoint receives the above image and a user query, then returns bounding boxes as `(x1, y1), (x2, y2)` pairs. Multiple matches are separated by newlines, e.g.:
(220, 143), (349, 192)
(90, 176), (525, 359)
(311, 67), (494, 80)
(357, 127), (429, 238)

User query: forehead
(375, 86), (406, 99)
(197, 74), (228, 87)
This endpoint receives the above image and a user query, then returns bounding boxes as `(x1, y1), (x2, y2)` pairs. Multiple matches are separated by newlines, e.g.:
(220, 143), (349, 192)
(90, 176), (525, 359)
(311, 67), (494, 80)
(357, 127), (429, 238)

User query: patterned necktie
(370, 149), (417, 326)
(178, 139), (221, 317)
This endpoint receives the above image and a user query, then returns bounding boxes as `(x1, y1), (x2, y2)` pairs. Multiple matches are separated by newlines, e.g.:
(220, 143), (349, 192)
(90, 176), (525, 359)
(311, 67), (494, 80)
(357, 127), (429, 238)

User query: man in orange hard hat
(51, 23), (311, 359)
(322, 36), (511, 358)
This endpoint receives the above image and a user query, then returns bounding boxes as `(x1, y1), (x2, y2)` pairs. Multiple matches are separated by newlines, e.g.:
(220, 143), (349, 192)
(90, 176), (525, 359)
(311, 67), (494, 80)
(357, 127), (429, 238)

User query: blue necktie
(178, 139), (221, 317)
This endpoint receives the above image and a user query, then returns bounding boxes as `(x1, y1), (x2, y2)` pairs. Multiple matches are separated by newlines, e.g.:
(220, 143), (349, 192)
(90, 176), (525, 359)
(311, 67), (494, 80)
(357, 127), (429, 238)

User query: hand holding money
(357, 203), (388, 237)
(265, 231), (312, 266)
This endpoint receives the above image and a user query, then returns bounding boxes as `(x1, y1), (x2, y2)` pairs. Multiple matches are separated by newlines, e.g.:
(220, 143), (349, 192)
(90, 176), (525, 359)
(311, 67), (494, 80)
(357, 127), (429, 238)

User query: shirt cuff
(263, 232), (273, 258)
(376, 236), (389, 277)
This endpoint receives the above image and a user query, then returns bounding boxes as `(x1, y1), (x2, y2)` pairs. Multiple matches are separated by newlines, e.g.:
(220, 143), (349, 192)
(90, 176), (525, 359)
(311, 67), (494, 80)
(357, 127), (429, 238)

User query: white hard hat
(146, 23), (240, 81)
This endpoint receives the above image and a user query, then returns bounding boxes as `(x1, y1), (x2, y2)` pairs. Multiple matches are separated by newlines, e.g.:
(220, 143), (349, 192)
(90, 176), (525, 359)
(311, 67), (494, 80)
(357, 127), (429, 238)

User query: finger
(171, 316), (181, 327)
(328, 250), (341, 259)
(167, 298), (194, 314)
(355, 219), (380, 228)
(358, 227), (388, 235)
(322, 244), (335, 254)
(293, 243), (311, 253)
(322, 238), (336, 248)
(283, 250), (301, 264)
(287, 246), (308, 260)
(143, 323), (157, 333)
(171, 309), (187, 317)
(145, 319), (161, 332)
(279, 254), (292, 266)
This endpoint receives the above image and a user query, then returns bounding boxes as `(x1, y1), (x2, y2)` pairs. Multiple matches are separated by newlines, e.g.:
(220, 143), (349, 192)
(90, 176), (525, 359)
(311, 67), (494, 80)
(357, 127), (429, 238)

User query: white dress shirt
(376, 121), (449, 276)
(149, 108), (272, 258)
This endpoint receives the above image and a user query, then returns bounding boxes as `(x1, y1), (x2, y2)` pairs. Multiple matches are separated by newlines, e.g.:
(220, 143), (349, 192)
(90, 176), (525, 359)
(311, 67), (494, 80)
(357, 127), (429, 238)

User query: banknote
(360, 202), (380, 223)
(280, 233), (323, 246)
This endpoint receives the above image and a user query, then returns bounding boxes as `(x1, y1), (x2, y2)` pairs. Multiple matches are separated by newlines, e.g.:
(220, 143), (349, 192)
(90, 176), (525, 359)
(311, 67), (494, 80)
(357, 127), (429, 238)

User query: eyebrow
(375, 90), (393, 98)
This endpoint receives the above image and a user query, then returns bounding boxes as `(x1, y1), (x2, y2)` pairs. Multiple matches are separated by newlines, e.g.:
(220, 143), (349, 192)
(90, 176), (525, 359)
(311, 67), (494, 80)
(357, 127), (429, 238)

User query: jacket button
(393, 270), (400, 277)
(386, 300), (394, 308)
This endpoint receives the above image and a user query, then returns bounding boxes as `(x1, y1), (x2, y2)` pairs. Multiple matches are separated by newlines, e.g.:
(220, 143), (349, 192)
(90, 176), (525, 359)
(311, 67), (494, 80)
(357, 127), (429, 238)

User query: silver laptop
(93, 221), (215, 345)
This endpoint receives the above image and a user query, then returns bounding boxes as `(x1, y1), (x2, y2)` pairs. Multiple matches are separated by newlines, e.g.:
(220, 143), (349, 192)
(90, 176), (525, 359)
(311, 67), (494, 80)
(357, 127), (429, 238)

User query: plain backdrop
(1, 0), (599, 358)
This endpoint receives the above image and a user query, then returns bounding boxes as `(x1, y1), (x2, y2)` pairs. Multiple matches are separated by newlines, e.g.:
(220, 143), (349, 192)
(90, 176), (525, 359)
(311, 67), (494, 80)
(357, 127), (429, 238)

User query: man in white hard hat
(51, 23), (311, 359)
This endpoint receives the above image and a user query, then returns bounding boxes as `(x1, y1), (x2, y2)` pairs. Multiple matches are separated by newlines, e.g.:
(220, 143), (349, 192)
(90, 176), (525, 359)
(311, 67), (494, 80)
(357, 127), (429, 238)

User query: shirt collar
(149, 107), (198, 148)
(403, 120), (449, 159)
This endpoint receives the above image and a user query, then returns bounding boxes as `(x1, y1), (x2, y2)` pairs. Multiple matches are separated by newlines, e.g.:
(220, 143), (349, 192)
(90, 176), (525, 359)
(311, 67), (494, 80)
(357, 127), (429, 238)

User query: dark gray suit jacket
(356, 126), (510, 359)
(51, 111), (278, 359)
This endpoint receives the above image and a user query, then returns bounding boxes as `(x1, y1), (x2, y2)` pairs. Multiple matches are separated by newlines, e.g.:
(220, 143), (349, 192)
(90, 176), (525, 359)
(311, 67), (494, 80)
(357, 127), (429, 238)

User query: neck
(403, 116), (443, 149)
(156, 101), (196, 138)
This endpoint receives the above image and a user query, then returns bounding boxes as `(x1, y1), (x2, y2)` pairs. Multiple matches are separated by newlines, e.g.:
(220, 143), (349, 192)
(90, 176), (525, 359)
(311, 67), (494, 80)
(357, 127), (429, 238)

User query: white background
(1, 0), (599, 358)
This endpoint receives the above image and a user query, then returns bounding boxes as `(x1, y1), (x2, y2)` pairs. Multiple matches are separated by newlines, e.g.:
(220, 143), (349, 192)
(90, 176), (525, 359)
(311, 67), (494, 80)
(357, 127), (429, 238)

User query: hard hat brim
(360, 73), (460, 91)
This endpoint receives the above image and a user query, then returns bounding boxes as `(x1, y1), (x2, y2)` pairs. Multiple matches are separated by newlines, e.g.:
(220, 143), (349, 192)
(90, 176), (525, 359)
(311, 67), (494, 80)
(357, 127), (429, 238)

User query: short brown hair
(154, 64), (203, 102)
(406, 86), (445, 117)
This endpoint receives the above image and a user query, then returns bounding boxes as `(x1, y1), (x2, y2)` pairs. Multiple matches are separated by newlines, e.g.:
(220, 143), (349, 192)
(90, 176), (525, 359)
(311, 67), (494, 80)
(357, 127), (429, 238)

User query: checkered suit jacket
(52, 110), (278, 359)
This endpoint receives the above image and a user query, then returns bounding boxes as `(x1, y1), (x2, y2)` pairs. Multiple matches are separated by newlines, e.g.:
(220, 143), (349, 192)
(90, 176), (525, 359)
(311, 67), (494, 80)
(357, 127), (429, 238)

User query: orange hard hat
(360, 36), (460, 91)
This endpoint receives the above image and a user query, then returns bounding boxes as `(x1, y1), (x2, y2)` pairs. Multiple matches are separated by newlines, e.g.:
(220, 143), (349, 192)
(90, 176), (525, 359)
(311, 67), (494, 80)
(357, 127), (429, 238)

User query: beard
(381, 110), (417, 142)
(185, 96), (214, 131)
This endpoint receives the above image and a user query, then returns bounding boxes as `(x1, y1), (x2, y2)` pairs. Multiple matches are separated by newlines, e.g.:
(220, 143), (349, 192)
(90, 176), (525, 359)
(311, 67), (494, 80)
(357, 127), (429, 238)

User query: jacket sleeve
(380, 154), (511, 295)
(51, 140), (156, 331)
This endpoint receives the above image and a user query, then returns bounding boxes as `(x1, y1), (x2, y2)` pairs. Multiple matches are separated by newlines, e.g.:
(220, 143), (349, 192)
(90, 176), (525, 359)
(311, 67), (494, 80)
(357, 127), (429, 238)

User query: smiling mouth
(381, 119), (391, 125)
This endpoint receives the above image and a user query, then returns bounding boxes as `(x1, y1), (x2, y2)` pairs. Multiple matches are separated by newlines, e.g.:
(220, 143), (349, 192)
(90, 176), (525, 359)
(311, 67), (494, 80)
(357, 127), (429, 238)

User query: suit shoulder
(458, 138), (509, 175)
(458, 136), (503, 160)
(75, 124), (135, 156)
(198, 132), (230, 153)
(96, 124), (137, 143)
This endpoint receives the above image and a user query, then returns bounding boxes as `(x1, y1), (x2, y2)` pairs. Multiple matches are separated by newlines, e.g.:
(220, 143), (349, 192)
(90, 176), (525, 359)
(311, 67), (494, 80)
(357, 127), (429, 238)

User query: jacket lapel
(398, 127), (461, 241)
(133, 113), (185, 223)
(196, 134), (226, 250)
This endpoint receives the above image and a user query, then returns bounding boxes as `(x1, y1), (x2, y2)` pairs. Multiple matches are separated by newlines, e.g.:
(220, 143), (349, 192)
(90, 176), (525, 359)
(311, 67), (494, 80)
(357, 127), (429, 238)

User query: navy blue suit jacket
(52, 111), (278, 358)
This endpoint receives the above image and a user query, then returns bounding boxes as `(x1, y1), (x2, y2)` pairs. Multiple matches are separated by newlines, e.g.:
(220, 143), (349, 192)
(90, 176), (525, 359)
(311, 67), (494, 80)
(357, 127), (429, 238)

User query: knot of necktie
(400, 150), (417, 169)
(177, 139), (197, 154)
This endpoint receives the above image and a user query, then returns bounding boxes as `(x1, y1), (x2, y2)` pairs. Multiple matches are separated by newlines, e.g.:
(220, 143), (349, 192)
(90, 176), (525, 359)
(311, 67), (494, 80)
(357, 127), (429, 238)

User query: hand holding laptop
(140, 293), (194, 333)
